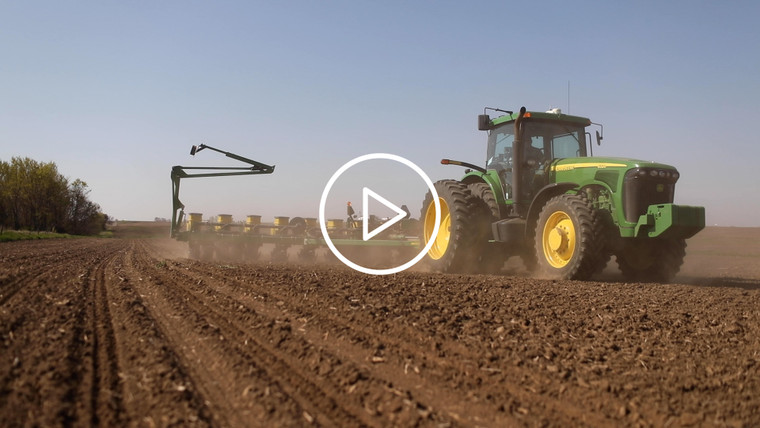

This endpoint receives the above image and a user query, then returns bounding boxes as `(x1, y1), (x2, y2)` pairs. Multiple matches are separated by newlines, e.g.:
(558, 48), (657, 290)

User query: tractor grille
(623, 168), (678, 223)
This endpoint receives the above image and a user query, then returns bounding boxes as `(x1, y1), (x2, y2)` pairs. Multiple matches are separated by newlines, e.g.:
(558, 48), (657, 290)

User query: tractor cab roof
(487, 109), (591, 129)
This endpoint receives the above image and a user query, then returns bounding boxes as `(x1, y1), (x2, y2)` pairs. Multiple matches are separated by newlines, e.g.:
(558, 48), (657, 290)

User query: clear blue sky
(2, 1), (759, 226)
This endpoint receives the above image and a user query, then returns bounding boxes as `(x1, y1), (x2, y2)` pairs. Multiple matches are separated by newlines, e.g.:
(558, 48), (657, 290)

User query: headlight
(629, 168), (679, 181)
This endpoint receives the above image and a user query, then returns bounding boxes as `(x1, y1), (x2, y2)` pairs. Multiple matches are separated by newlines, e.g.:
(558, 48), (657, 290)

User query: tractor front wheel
(616, 238), (686, 283)
(421, 180), (480, 273)
(534, 194), (604, 280)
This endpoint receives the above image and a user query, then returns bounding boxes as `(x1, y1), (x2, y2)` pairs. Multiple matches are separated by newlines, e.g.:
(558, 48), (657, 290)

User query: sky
(1, 1), (759, 227)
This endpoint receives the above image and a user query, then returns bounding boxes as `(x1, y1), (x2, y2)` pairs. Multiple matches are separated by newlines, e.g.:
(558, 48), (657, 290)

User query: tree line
(0, 157), (109, 235)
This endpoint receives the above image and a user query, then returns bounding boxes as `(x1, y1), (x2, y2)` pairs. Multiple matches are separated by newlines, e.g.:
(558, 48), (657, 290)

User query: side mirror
(478, 114), (491, 131)
(595, 130), (603, 146)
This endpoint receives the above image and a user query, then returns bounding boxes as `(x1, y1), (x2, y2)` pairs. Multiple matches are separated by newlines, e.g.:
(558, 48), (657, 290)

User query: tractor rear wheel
(421, 180), (480, 273)
(616, 238), (686, 283)
(468, 182), (504, 274)
(534, 193), (605, 280)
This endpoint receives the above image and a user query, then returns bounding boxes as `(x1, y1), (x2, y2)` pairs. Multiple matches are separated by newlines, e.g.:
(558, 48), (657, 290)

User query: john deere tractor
(421, 106), (705, 281)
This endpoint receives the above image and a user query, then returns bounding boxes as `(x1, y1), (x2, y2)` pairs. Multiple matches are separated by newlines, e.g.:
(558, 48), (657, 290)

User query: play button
(319, 153), (441, 275)
(362, 187), (408, 241)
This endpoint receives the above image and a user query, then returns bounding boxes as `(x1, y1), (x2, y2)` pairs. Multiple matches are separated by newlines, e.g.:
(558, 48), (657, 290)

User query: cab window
(551, 132), (584, 159)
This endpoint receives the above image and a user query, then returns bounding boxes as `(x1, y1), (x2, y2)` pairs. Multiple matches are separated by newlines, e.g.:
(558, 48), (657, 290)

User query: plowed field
(1, 223), (759, 427)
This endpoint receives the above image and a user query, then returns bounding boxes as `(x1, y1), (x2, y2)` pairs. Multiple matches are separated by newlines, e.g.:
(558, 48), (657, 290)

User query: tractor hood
(550, 157), (677, 173)
(549, 156), (682, 204)
(549, 156), (684, 228)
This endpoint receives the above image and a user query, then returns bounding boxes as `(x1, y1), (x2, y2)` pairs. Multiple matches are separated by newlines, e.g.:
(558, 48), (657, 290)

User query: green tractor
(421, 106), (705, 281)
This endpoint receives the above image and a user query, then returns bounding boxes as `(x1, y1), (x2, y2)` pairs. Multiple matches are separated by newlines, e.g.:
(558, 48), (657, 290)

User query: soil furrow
(176, 260), (622, 426)
(0, 240), (118, 426)
(131, 241), (383, 427)
(126, 243), (307, 426)
(0, 241), (98, 306)
(165, 260), (514, 425)
(87, 244), (128, 426)
(110, 241), (215, 426)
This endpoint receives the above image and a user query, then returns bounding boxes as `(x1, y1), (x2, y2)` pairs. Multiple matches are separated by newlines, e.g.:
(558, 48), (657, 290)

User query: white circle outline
(318, 153), (440, 275)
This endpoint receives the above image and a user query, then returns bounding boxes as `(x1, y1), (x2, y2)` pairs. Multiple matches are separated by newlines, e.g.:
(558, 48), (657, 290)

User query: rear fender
(462, 170), (508, 216)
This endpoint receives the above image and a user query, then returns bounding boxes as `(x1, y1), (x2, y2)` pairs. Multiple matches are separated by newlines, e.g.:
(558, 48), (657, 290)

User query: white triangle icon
(362, 187), (407, 241)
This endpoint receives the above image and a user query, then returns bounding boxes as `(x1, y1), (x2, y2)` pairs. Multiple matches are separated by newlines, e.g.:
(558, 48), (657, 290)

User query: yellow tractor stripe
(552, 162), (627, 172)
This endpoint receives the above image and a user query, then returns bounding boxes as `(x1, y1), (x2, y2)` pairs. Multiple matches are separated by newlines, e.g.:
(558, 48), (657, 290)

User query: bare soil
(1, 223), (759, 427)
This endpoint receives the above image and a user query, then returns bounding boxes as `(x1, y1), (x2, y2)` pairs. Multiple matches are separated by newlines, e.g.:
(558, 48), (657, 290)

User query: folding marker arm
(187, 144), (275, 175)
(170, 144), (275, 237)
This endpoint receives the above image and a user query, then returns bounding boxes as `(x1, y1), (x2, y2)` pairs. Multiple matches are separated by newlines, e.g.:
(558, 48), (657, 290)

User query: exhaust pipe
(512, 107), (526, 216)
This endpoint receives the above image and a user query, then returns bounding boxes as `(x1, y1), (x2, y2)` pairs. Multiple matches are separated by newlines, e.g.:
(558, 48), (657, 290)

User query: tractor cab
(483, 109), (590, 204)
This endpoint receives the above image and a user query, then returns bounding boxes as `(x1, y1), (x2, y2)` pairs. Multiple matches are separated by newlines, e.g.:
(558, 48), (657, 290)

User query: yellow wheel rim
(541, 210), (576, 268)
(423, 197), (450, 260)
